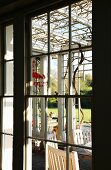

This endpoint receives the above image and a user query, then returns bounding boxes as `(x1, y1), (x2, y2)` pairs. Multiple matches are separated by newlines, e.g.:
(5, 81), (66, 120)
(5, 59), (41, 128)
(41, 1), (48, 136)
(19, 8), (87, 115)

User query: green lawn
(76, 108), (91, 123)
(47, 108), (91, 123)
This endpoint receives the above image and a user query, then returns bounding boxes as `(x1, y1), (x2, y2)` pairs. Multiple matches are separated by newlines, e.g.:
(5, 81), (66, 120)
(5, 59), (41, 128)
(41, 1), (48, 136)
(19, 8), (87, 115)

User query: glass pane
(71, 50), (92, 95)
(71, 1), (92, 48)
(50, 55), (58, 94)
(32, 97), (45, 136)
(79, 50), (92, 77)
(4, 25), (13, 60)
(32, 13), (48, 55)
(30, 56), (48, 95)
(4, 61), (14, 95)
(2, 135), (13, 170)
(50, 6), (69, 52)
(32, 137), (45, 169)
(2, 97), (13, 170)
(3, 98), (13, 134)
(31, 96), (66, 141)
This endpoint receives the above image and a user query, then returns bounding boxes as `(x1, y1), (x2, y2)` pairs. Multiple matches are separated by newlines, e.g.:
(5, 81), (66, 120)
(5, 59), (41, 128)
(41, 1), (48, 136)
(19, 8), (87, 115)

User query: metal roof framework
(31, 0), (92, 54)
(31, 0), (92, 79)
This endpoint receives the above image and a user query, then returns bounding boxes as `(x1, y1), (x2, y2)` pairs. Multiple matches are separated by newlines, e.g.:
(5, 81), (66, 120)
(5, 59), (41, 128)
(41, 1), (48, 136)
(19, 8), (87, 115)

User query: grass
(47, 108), (91, 123)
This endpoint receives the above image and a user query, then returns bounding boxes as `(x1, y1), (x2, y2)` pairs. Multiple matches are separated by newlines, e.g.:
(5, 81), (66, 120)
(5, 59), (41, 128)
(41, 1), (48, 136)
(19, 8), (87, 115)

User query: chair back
(48, 145), (79, 170)
(47, 132), (58, 148)
(74, 129), (84, 145)
(82, 130), (92, 144)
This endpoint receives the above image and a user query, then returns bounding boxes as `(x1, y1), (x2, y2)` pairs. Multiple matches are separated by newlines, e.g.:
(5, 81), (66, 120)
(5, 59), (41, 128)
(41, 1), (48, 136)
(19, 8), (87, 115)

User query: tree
(48, 75), (58, 108)
(80, 73), (92, 108)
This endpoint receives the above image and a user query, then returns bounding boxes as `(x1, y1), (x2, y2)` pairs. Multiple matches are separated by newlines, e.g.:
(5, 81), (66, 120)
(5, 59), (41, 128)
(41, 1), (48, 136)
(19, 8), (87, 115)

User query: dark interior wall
(0, 0), (79, 17)
(93, 1), (111, 170)
(0, 0), (41, 13)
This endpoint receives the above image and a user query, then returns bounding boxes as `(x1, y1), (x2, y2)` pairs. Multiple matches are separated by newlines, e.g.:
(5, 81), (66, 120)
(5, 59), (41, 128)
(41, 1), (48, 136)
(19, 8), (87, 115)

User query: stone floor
(32, 152), (45, 170)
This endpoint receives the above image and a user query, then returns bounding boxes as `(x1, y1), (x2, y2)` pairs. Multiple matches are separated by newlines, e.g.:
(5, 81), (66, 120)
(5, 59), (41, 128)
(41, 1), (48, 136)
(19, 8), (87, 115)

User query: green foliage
(47, 108), (91, 123)
(49, 72), (92, 109)
(80, 73), (92, 108)
(85, 74), (92, 86)
(48, 98), (57, 108)
(51, 76), (58, 94)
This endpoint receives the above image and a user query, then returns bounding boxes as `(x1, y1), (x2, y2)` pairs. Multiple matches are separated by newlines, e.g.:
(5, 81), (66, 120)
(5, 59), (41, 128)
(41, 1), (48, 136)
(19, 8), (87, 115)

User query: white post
(78, 52), (81, 126)
(68, 53), (76, 136)
(26, 98), (32, 170)
(57, 54), (65, 140)
(31, 58), (40, 136)
(40, 56), (48, 137)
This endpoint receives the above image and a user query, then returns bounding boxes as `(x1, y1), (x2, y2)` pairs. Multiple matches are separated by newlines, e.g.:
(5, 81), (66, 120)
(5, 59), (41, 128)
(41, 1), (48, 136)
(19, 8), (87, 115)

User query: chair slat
(48, 145), (79, 170)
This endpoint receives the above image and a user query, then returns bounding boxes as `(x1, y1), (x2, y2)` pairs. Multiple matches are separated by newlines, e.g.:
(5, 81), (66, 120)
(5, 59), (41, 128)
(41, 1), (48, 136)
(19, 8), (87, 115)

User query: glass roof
(32, 0), (92, 53)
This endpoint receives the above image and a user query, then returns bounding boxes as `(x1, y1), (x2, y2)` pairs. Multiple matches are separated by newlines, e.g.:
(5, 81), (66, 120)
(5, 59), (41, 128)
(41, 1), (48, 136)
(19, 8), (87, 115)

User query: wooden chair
(82, 130), (92, 145)
(47, 132), (58, 149)
(70, 129), (92, 160)
(72, 129), (91, 145)
(48, 145), (79, 170)
(43, 132), (58, 150)
(73, 129), (84, 145)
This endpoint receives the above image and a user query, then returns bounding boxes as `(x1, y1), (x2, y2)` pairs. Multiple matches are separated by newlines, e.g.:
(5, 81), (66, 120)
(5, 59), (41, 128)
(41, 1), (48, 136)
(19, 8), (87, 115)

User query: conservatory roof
(32, 0), (92, 53)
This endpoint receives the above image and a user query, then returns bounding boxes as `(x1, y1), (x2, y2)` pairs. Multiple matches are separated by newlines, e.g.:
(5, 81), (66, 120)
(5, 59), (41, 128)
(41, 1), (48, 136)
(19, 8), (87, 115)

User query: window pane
(29, 56), (48, 95)
(32, 13), (48, 54)
(3, 98), (13, 134)
(4, 61), (14, 95)
(4, 25), (13, 60)
(2, 97), (13, 170)
(71, 1), (92, 48)
(50, 6), (69, 52)
(2, 135), (13, 170)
